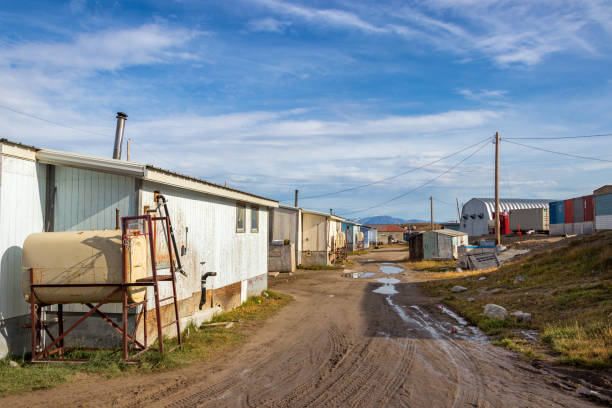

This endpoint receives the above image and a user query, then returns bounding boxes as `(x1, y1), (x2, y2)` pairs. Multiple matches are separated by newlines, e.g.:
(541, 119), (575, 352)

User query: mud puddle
(379, 265), (403, 274)
(359, 272), (376, 278)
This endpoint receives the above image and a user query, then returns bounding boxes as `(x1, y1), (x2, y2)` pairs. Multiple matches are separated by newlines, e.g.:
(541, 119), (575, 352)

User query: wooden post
(495, 131), (501, 246)
(430, 196), (434, 230)
(294, 189), (299, 208)
(456, 198), (461, 223)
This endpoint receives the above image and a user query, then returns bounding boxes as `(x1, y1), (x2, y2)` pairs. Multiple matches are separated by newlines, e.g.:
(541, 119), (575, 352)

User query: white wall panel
(0, 157), (46, 320)
(141, 182), (269, 307)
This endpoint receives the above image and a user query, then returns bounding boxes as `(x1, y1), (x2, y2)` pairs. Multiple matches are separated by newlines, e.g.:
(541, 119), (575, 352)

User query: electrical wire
(504, 139), (612, 163)
(281, 135), (494, 202)
(0, 103), (112, 138)
(342, 140), (491, 215)
(504, 132), (612, 140)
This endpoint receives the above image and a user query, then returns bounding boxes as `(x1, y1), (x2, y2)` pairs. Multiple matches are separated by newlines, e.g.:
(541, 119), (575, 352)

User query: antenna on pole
(430, 196), (434, 231)
(495, 131), (501, 246)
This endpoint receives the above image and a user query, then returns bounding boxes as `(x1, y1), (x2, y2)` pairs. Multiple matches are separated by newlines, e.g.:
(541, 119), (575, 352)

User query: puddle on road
(376, 277), (400, 285)
(372, 284), (399, 295)
(359, 272), (375, 278)
(379, 265), (403, 274)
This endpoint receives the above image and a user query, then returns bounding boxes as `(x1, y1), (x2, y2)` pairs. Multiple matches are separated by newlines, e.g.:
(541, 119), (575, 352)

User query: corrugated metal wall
(564, 199), (574, 223)
(549, 201), (564, 224)
(141, 182), (268, 305)
(54, 167), (137, 231)
(0, 156), (46, 320)
(573, 197), (584, 223)
(595, 193), (612, 230)
(583, 195), (594, 222)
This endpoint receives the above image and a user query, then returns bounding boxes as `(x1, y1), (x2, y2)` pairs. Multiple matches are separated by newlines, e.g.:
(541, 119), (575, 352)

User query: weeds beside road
(0, 290), (292, 397)
(422, 231), (612, 369)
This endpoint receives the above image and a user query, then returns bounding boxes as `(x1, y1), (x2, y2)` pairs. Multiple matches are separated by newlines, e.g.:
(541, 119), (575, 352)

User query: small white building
(460, 198), (552, 236)
(0, 139), (277, 358)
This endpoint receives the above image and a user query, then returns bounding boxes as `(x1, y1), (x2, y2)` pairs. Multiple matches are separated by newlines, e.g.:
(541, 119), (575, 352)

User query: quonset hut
(460, 198), (552, 237)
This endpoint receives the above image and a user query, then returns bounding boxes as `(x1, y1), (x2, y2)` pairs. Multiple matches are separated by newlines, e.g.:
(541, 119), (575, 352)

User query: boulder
(451, 285), (468, 293)
(467, 297), (475, 302)
(478, 276), (486, 281)
(483, 304), (508, 320)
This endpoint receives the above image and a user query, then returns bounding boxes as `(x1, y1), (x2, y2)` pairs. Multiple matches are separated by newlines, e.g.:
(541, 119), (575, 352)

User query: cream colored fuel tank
(22, 230), (148, 305)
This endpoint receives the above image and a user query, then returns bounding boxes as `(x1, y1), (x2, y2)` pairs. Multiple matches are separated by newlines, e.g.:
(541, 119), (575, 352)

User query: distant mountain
(404, 219), (428, 224)
(357, 215), (406, 225)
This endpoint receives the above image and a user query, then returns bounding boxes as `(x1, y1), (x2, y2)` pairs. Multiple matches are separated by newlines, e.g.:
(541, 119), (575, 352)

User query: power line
(504, 132), (612, 140)
(343, 140), (490, 215)
(504, 139), (612, 163)
(282, 135), (493, 202)
(0, 103), (112, 138)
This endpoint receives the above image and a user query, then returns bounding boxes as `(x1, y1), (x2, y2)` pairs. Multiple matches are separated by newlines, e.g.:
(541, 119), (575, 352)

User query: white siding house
(0, 139), (277, 358)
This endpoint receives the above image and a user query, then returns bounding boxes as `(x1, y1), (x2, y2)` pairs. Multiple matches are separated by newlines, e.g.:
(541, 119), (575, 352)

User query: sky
(1, 0), (612, 221)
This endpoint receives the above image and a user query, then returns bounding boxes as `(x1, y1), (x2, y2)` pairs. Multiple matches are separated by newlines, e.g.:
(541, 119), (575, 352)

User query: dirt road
(3, 248), (599, 407)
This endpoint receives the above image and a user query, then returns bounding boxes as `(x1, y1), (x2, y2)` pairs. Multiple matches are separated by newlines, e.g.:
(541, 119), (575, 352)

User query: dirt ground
(1, 247), (602, 407)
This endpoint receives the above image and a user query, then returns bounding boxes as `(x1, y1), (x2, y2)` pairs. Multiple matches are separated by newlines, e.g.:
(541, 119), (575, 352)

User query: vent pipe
(112, 112), (128, 160)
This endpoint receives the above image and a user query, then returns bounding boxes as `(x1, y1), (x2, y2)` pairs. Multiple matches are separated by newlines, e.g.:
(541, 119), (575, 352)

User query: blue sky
(1, 0), (612, 221)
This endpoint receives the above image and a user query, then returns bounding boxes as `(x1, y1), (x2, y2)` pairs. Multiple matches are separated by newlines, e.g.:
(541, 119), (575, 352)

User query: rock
(455, 267), (463, 272)
(483, 304), (508, 320)
(515, 275), (526, 282)
(490, 288), (503, 294)
(262, 291), (269, 298)
(7, 360), (19, 368)
(511, 311), (532, 321)
(467, 297), (475, 302)
(478, 277), (486, 281)
(451, 285), (468, 293)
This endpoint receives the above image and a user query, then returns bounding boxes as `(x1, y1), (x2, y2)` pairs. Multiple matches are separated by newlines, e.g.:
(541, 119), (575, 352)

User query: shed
(460, 198), (552, 236)
(367, 224), (405, 243)
(422, 229), (468, 260)
(594, 185), (612, 230)
(269, 205), (302, 265)
(0, 139), (278, 359)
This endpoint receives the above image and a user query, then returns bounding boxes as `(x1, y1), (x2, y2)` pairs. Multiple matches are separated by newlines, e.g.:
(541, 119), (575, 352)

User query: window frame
(236, 203), (246, 233)
(250, 205), (259, 233)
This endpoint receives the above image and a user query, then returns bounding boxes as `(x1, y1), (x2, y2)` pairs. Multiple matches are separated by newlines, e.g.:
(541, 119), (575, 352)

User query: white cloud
(0, 24), (200, 72)
(247, 17), (292, 33)
(251, 0), (612, 66)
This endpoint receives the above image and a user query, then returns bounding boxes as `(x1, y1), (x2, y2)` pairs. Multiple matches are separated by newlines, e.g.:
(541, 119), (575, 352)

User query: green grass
(0, 290), (292, 397)
(421, 231), (612, 368)
(297, 264), (344, 270)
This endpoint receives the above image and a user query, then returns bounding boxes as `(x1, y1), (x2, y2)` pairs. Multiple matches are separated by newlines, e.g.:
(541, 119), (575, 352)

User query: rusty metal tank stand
(27, 214), (182, 363)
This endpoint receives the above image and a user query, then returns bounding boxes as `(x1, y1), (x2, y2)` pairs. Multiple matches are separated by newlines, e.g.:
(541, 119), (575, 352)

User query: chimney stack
(112, 112), (128, 160)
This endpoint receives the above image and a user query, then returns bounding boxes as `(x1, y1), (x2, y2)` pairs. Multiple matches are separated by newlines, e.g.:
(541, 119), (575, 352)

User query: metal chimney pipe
(112, 112), (128, 159)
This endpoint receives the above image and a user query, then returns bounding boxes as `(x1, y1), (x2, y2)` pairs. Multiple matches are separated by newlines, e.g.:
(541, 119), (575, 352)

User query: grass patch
(0, 290), (292, 397)
(403, 259), (456, 272)
(421, 230), (612, 368)
(297, 264), (344, 270)
(348, 250), (369, 256)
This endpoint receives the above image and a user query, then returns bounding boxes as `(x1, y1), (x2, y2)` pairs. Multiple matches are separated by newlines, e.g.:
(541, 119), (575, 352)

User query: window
(251, 206), (259, 232)
(236, 204), (246, 233)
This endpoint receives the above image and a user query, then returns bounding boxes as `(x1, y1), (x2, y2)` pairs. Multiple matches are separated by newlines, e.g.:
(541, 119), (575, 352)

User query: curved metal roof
(473, 198), (552, 219)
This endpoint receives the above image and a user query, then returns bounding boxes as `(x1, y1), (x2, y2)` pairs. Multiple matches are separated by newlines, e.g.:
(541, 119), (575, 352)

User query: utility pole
(456, 198), (461, 223)
(495, 131), (501, 246)
(294, 189), (299, 208)
(430, 196), (434, 231)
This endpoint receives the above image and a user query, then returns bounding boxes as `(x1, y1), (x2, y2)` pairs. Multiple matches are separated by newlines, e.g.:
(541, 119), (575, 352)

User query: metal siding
(595, 194), (612, 217)
(595, 215), (612, 230)
(583, 195), (594, 222)
(54, 167), (136, 231)
(141, 182), (269, 308)
(573, 197), (584, 223)
(549, 201), (564, 225)
(422, 231), (437, 260)
(0, 157), (46, 321)
(564, 199), (574, 224)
